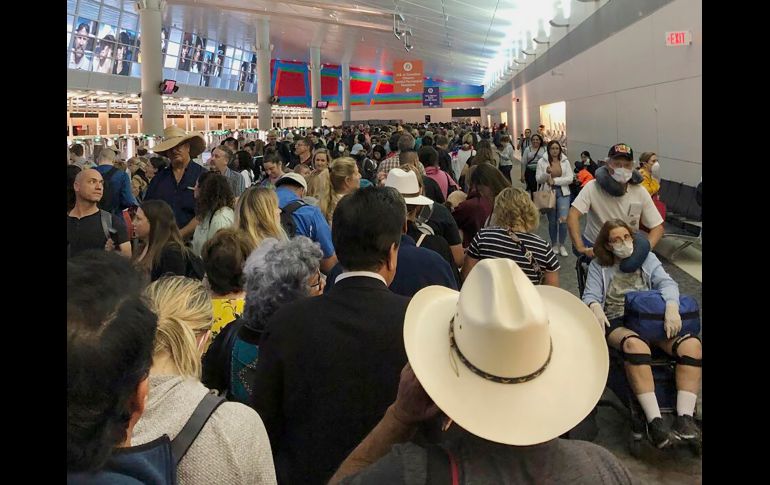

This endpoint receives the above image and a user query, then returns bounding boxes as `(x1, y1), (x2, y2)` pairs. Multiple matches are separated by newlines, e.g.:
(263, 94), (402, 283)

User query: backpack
(623, 291), (701, 342)
(97, 167), (120, 212)
(280, 200), (308, 238)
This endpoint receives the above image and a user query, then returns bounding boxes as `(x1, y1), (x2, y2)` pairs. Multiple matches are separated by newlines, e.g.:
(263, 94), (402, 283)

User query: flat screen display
(316, 101), (329, 109)
(161, 79), (177, 94)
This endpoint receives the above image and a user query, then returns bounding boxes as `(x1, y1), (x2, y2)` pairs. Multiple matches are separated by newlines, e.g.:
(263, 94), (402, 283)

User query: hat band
(449, 316), (552, 384)
(400, 191), (422, 198)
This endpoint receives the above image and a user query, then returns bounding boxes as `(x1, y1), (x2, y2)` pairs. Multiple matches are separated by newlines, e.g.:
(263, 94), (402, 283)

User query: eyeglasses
(609, 233), (633, 245)
(310, 270), (323, 290)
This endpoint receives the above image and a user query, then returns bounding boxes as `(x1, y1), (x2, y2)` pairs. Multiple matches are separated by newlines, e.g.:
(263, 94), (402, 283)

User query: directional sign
(422, 86), (442, 107)
(393, 59), (424, 94)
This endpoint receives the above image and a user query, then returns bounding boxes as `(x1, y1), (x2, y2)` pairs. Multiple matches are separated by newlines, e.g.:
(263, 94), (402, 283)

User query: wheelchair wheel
(689, 440), (702, 457)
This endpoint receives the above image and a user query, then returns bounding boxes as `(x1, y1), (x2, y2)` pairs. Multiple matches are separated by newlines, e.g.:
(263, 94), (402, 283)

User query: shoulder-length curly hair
(493, 187), (539, 232)
(242, 236), (323, 331)
(196, 173), (234, 221)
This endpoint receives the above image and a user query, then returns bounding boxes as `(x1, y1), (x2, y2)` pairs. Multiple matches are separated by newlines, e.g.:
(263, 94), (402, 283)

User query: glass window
(100, 7), (121, 26)
(226, 46), (234, 58)
(234, 48), (243, 60)
(164, 55), (178, 69)
(120, 12), (137, 31)
(170, 28), (182, 43)
(67, 15), (74, 32)
(167, 42), (180, 56)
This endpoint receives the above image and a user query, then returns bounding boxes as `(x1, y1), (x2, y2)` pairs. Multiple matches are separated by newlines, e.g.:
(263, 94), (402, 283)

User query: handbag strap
(507, 230), (543, 282)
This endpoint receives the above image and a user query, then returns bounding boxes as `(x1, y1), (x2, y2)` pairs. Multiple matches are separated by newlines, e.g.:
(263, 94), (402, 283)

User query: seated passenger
(329, 259), (634, 484)
(134, 276), (277, 485)
(581, 219), (702, 448)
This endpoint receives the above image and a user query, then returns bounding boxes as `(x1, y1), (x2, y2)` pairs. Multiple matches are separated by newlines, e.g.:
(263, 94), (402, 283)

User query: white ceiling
(163, 0), (608, 86)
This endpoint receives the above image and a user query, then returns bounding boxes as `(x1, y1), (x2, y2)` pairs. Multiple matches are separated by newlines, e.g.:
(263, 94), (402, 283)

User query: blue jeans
(547, 190), (571, 246)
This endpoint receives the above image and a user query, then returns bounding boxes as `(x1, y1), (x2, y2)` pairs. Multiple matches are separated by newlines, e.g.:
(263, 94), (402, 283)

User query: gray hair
(242, 236), (323, 330)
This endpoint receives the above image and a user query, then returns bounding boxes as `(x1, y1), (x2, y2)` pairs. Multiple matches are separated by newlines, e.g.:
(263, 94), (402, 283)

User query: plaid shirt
(377, 155), (426, 176)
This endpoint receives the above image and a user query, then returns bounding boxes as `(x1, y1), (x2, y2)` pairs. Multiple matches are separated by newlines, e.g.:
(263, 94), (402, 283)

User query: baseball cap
(350, 143), (364, 155)
(607, 143), (634, 161)
(275, 172), (307, 191)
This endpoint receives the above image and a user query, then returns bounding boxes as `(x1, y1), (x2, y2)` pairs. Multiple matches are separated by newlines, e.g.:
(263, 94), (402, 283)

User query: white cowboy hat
(385, 168), (434, 206)
(404, 258), (608, 446)
(152, 125), (206, 158)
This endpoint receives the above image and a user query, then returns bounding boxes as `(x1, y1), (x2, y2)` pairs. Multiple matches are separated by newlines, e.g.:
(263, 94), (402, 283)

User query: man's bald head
(74, 169), (104, 204)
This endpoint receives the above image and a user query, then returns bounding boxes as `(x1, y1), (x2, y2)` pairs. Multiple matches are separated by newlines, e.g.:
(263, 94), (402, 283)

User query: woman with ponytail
(132, 276), (277, 485)
(319, 156), (361, 225)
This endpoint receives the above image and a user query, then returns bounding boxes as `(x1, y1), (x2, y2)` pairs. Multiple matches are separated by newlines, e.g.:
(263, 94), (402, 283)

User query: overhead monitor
(160, 79), (177, 94)
(316, 100), (329, 109)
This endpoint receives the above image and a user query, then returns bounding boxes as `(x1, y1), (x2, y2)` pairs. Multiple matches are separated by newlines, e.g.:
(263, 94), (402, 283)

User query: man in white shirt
(568, 143), (664, 258)
(69, 23), (92, 71)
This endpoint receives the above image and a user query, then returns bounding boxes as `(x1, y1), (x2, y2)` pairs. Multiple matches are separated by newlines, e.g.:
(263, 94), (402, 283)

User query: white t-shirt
(69, 53), (92, 70)
(571, 180), (664, 244)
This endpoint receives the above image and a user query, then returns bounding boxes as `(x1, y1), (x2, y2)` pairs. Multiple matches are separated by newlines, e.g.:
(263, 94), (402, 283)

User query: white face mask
(611, 167), (632, 183)
(610, 240), (634, 259)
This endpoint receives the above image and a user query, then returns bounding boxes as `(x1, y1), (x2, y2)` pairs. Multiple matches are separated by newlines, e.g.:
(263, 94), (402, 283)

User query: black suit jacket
(250, 276), (411, 485)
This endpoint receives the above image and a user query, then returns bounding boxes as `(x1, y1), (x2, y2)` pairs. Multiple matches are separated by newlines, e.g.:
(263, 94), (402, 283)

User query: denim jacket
(581, 253), (679, 308)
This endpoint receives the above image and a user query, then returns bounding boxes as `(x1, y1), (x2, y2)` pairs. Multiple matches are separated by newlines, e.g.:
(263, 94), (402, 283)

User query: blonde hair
(145, 276), (213, 378)
(493, 187), (540, 232)
(235, 187), (287, 253)
(307, 169), (330, 200)
(320, 157), (357, 223)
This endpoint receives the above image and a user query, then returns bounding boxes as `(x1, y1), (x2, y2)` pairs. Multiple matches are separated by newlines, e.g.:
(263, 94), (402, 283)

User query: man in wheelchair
(582, 219), (702, 449)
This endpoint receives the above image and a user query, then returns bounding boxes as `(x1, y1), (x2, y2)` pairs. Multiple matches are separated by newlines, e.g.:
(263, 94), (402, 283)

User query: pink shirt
(425, 166), (458, 200)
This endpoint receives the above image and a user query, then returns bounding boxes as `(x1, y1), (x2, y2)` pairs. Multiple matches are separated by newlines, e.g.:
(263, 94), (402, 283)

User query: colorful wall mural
(270, 60), (484, 107)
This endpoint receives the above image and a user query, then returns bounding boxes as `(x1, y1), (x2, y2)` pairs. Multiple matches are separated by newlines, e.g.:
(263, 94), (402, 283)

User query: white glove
(664, 301), (682, 339)
(589, 302), (610, 332)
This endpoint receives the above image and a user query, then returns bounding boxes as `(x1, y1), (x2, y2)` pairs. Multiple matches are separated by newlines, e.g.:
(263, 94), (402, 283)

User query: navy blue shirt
(325, 234), (458, 297)
(95, 165), (138, 215)
(143, 162), (205, 229)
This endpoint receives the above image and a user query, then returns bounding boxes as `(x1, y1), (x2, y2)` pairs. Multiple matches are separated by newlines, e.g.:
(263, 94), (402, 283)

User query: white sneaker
(559, 245), (569, 257)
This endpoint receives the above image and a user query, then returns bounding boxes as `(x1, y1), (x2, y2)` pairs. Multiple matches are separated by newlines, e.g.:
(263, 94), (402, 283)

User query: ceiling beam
(167, 0), (393, 33)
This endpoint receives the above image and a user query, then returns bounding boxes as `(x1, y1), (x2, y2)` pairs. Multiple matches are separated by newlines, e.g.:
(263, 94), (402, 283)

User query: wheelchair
(575, 255), (702, 457)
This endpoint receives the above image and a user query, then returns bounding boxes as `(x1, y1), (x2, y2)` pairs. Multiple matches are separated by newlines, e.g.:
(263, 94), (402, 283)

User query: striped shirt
(467, 227), (560, 284)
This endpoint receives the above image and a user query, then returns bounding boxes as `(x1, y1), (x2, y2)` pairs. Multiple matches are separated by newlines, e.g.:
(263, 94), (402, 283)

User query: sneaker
(647, 417), (675, 449)
(559, 245), (569, 257)
(673, 415), (701, 441)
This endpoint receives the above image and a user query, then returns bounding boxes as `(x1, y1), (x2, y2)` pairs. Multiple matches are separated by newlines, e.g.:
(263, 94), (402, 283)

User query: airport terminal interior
(67, 0), (702, 483)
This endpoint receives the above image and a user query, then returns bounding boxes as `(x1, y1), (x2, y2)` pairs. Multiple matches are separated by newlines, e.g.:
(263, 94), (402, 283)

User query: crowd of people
(67, 120), (700, 484)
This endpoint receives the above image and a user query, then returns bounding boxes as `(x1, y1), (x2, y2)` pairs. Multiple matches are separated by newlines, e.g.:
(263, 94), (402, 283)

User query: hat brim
(403, 195), (434, 206)
(404, 284), (608, 446)
(154, 133), (206, 158)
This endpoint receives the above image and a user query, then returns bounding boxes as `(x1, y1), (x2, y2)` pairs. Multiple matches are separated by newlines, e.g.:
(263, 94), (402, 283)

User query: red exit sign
(666, 31), (692, 46)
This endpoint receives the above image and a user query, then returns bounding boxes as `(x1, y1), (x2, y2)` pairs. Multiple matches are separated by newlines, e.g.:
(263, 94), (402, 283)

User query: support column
(68, 98), (74, 140)
(310, 46), (321, 127)
(136, 0), (165, 136)
(341, 62), (351, 123)
(256, 18), (272, 131)
(106, 100), (111, 136)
